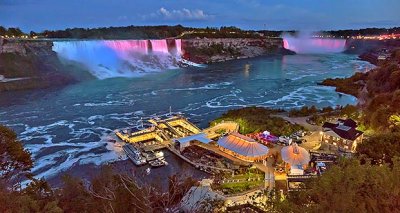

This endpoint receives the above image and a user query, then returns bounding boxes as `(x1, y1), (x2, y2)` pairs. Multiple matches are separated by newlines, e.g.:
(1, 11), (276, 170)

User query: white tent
(281, 143), (310, 166)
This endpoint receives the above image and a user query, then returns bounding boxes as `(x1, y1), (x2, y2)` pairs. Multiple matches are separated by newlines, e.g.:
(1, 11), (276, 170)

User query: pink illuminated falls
(103, 40), (150, 54)
(53, 39), (182, 79)
(283, 37), (346, 54)
(150, 40), (169, 54)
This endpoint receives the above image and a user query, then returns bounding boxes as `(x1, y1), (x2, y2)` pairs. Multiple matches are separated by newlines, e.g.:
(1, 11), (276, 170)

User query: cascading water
(283, 34), (346, 54)
(53, 39), (182, 79)
(150, 40), (169, 54)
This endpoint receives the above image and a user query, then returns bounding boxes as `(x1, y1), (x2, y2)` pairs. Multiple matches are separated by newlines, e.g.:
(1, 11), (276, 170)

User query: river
(0, 52), (374, 180)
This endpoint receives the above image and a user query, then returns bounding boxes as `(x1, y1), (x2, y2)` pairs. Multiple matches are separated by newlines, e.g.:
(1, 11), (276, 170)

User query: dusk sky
(1, 0), (399, 32)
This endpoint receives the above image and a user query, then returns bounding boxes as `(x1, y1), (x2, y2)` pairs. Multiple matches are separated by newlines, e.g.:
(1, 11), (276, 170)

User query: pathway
(273, 113), (322, 151)
(273, 113), (321, 131)
(0, 75), (30, 83)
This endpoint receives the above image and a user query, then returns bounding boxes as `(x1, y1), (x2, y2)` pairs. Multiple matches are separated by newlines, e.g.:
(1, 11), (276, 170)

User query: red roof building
(322, 118), (363, 152)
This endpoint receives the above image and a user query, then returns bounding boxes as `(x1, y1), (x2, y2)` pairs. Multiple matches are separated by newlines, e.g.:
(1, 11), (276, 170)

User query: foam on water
(0, 53), (370, 181)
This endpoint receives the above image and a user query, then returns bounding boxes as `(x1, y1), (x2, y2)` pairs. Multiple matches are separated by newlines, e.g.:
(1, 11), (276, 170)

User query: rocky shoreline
(320, 45), (400, 131)
(0, 39), (90, 92)
(320, 39), (400, 97)
(181, 38), (294, 64)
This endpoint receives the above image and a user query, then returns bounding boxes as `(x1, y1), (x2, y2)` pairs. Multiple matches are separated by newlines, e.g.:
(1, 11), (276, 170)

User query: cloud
(144, 7), (213, 21)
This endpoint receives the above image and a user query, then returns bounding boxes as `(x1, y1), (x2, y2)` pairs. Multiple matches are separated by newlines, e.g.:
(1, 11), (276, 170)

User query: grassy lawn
(210, 107), (304, 136)
(219, 171), (264, 194)
(220, 180), (264, 194)
(228, 173), (263, 180)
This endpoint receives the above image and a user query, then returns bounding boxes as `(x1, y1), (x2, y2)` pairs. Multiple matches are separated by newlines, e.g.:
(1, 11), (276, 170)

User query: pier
(116, 114), (201, 146)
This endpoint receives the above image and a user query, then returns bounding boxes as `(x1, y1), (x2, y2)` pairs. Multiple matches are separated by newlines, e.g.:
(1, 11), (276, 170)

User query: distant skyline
(1, 0), (399, 32)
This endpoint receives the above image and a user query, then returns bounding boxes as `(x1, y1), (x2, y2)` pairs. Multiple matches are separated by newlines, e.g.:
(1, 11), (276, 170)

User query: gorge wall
(181, 38), (289, 63)
(0, 39), (89, 92)
(0, 39), (53, 55)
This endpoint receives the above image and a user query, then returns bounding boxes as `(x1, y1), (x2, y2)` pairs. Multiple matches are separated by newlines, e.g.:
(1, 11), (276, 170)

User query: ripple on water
(0, 53), (365, 180)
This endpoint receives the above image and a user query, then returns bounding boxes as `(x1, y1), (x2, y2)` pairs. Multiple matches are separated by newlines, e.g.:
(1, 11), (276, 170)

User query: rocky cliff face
(344, 38), (400, 54)
(0, 39), (54, 56)
(0, 39), (82, 92)
(181, 38), (292, 63)
(344, 38), (400, 65)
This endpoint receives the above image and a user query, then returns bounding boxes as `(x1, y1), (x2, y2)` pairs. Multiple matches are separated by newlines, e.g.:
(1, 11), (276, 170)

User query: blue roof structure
(174, 133), (212, 144)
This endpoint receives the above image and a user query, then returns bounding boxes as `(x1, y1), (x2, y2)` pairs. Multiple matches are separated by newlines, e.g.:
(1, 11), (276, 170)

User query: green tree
(0, 125), (33, 181)
(7, 27), (24, 37)
(274, 158), (400, 213)
(389, 114), (400, 132)
(357, 133), (400, 164)
(0, 26), (6, 35)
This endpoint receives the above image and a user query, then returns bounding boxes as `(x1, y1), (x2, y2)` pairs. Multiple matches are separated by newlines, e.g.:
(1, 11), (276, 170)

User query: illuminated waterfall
(53, 39), (182, 79)
(283, 35), (346, 54)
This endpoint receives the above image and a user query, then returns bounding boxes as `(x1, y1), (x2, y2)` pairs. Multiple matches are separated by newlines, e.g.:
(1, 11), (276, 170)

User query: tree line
(0, 26), (30, 37)
(322, 49), (400, 132)
(3, 25), (400, 40)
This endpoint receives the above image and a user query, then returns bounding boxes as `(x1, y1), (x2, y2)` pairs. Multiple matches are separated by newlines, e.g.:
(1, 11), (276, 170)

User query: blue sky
(0, 0), (399, 32)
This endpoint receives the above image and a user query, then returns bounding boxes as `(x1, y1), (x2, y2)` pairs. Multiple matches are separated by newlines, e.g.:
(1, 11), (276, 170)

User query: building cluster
(322, 118), (363, 153)
(115, 114), (366, 211)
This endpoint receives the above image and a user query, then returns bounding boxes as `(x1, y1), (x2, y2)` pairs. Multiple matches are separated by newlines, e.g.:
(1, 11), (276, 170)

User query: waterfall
(150, 40), (169, 54)
(283, 35), (346, 54)
(53, 39), (182, 79)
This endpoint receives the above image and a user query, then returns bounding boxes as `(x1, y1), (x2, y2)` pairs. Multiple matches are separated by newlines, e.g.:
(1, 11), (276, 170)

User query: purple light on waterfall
(283, 33), (346, 54)
(103, 40), (150, 54)
(175, 39), (182, 55)
(53, 39), (183, 79)
(150, 40), (169, 54)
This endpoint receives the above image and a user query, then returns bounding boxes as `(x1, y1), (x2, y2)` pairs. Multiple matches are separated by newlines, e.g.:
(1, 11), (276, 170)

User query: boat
(132, 156), (146, 166)
(143, 151), (157, 161)
(154, 150), (164, 158)
(179, 59), (206, 68)
(143, 150), (164, 161)
(123, 144), (147, 166)
(149, 158), (167, 168)
(160, 157), (168, 166)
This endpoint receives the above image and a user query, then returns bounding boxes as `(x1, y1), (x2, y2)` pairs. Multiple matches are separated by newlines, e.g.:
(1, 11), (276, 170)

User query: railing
(287, 175), (316, 179)
(218, 177), (263, 184)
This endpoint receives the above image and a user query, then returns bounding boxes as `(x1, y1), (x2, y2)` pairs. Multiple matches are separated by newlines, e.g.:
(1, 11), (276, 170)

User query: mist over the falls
(53, 39), (182, 79)
(283, 32), (346, 54)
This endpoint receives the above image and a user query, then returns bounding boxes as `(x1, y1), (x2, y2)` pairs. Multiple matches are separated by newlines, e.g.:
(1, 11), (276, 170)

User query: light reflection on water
(0, 53), (374, 180)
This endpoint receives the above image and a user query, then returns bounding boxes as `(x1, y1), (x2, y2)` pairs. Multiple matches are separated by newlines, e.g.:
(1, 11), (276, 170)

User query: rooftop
(174, 133), (212, 144)
(281, 143), (310, 166)
(217, 132), (269, 157)
(322, 118), (363, 141)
